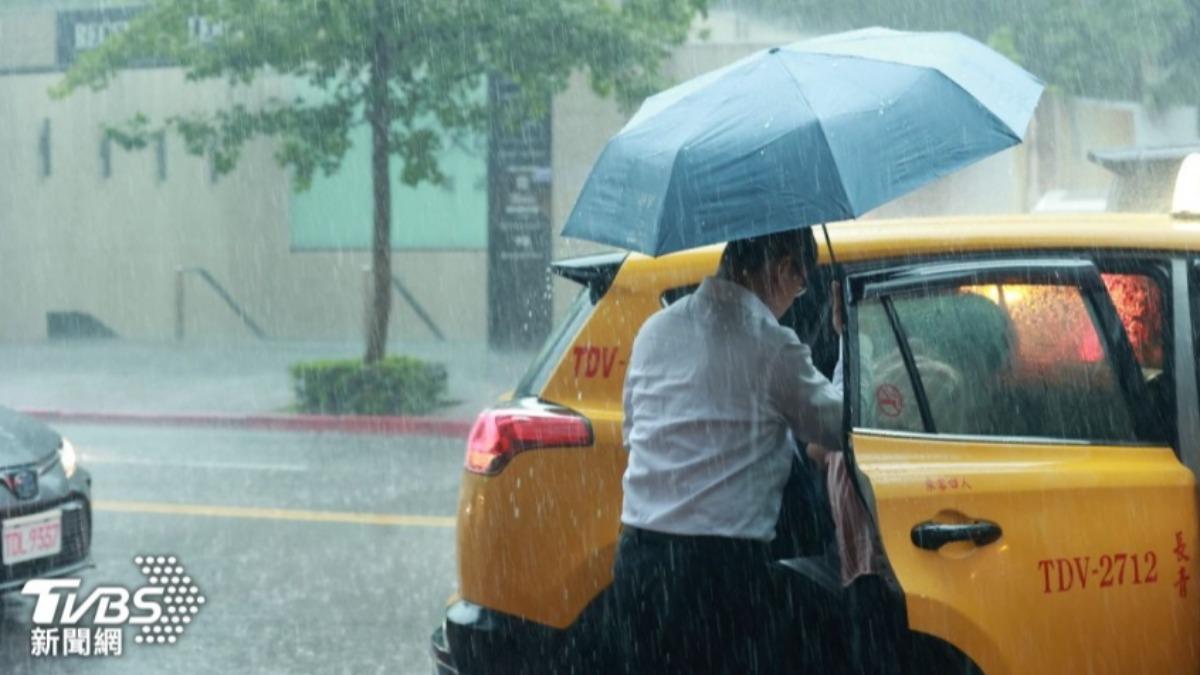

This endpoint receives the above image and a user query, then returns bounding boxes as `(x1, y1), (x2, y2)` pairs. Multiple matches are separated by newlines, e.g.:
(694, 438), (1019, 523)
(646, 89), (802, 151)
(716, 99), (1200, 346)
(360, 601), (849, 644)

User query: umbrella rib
(651, 59), (780, 254)
(769, 55), (854, 218)
(780, 44), (1041, 137)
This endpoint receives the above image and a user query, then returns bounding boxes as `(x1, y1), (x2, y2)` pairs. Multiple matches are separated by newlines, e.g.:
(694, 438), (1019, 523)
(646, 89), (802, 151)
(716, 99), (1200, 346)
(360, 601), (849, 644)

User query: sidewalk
(0, 340), (533, 432)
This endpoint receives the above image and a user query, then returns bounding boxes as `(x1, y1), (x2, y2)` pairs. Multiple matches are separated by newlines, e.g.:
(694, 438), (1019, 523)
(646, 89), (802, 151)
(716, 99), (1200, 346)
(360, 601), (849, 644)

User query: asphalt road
(0, 423), (464, 675)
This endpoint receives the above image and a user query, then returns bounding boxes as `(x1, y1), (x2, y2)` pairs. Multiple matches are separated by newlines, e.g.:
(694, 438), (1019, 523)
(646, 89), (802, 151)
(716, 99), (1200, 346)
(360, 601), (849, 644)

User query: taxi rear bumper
(430, 599), (605, 675)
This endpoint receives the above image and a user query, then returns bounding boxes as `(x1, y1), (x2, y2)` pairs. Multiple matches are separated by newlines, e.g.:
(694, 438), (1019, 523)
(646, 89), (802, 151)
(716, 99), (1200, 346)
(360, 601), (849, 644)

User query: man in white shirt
(611, 227), (844, 674)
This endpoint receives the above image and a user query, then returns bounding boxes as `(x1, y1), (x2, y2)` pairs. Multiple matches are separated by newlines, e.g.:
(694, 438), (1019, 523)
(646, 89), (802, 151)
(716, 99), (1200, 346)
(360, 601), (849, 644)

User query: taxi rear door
(845, 257), (1200, 674)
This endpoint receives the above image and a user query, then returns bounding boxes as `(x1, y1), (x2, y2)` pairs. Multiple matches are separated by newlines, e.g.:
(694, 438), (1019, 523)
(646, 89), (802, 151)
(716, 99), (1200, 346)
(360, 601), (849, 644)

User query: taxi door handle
(911, 520), (1002, 551)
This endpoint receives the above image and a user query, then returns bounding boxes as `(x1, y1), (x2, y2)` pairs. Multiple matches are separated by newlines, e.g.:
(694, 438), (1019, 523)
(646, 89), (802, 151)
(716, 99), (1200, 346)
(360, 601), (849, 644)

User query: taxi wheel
(906, 632), (983, 674)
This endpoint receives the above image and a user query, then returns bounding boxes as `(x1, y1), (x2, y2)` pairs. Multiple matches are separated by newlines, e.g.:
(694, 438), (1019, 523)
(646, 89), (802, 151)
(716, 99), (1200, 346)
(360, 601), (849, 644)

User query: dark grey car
(0, 407), (91, 592)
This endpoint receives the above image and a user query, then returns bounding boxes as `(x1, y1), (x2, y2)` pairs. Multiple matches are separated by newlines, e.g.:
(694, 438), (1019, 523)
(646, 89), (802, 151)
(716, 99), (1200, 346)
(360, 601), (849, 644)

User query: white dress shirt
(621, 275), (844, 541)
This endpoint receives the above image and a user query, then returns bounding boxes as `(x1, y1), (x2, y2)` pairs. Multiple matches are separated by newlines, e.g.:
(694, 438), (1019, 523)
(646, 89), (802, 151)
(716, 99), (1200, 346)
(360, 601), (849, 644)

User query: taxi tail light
(464, 406), (593, 476)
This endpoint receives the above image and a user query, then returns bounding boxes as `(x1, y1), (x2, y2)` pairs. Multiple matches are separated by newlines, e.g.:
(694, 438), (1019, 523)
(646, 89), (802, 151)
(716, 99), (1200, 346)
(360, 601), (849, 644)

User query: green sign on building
(290, 113), (487, 251)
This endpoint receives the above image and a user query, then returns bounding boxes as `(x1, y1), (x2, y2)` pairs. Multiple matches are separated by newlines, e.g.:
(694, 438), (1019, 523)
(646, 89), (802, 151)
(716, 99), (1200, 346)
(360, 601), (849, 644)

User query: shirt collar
(696, 276), (779, 324)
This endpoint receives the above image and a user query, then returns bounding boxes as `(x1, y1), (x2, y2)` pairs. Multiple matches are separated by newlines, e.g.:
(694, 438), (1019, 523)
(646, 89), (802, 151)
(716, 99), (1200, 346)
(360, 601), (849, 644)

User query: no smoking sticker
(876, 384), (904, 417)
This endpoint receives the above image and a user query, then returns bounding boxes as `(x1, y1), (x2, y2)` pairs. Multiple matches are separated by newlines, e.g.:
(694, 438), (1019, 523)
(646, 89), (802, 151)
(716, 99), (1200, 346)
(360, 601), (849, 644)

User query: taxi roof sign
(1173, 153), (1200, 219)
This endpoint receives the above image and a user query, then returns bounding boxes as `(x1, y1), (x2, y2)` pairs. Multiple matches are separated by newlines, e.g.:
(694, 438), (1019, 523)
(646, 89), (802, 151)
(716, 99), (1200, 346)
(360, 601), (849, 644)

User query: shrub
(290, 356), (448, 416)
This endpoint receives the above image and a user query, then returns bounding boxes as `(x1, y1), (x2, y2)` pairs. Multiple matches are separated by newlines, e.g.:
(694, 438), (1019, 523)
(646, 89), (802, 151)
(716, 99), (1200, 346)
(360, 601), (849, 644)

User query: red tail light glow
(464, 406), (594, 476)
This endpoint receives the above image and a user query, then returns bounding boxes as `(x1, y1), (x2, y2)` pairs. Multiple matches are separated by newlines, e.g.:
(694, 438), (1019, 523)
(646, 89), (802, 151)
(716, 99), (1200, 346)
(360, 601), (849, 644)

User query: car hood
(0, 407), (59, 467)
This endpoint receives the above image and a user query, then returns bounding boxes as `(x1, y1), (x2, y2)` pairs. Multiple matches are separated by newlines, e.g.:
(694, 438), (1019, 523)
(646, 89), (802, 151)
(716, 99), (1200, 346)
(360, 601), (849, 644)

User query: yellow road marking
(93, 500), (455, 529)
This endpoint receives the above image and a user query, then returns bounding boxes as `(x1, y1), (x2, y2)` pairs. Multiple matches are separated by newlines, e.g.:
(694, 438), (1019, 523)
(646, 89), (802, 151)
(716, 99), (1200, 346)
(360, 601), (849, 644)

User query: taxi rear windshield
(514, 289), (593, 397)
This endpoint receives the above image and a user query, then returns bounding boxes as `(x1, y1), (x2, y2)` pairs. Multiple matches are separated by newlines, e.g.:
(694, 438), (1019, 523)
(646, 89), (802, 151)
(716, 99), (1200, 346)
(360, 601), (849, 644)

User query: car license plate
(2, 509), (62, 565)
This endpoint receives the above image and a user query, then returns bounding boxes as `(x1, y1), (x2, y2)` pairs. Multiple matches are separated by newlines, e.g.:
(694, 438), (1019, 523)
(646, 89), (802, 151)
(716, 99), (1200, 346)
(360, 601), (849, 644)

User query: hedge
(290, 356), (448, 416)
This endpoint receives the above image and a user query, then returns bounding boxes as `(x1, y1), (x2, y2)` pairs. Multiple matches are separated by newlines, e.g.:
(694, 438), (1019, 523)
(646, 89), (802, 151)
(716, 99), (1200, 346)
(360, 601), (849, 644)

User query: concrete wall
(0, 68), (485, 343)
(0, 10), (55, 71)
(1027, 95), (1199, 202)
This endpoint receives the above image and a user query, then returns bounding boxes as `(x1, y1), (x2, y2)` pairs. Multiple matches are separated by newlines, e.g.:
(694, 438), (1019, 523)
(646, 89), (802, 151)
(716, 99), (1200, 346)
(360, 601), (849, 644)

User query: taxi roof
(617, 212), (1200, 282)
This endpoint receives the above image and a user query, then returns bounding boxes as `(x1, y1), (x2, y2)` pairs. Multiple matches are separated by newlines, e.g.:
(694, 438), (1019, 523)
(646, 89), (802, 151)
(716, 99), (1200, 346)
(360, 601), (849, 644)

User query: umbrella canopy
(561, 28), (1044, 256)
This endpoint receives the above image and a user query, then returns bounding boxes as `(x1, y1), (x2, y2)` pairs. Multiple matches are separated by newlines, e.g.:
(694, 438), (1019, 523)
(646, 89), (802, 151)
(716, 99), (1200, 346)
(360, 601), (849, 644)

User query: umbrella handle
(819, 222), (839, 270)
(819, 223), (845, 327)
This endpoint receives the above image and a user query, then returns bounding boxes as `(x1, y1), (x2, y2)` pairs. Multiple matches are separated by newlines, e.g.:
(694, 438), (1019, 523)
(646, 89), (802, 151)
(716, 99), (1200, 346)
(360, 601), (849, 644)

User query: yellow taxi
(432, 160), (1200, 673)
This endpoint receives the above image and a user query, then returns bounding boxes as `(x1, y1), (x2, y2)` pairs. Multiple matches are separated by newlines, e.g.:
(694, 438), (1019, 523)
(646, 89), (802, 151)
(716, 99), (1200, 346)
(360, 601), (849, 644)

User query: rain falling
(0, 0), (1197, 673)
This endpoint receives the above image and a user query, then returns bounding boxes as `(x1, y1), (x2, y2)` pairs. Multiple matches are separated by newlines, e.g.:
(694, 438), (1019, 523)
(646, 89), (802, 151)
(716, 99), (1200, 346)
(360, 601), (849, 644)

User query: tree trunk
(364, 14), (392, 365)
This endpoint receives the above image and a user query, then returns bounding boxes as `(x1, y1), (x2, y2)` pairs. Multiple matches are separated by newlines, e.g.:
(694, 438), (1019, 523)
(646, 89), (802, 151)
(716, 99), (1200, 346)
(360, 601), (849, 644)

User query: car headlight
(58, 438), (78, 479)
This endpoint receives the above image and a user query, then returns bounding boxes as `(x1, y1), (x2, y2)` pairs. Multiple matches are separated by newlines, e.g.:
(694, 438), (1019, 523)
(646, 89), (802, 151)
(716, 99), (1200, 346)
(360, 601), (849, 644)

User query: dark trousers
(608, 526), (782, 675)
(845, 575), (908, 675)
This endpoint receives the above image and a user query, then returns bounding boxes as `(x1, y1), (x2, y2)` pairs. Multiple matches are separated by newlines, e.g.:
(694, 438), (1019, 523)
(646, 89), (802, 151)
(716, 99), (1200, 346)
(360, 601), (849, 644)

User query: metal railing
(175, 267), (266, 340)
(173, 265), (442, 342)
(361, 266), (446, 341)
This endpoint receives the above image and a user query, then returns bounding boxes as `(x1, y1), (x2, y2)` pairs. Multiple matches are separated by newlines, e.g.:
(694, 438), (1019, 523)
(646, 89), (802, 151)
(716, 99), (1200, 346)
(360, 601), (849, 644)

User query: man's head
(717, 228), (818, 318)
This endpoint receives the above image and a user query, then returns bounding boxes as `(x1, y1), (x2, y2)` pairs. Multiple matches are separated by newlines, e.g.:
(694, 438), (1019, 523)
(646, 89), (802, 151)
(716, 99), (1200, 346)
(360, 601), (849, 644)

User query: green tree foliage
(728, 0), (1198, 105)
(55, 0), (708, 362)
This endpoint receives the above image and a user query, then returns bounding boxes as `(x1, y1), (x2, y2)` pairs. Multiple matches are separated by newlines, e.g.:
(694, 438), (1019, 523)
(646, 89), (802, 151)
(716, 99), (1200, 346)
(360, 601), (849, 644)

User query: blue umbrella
(561, 28), (1044, 256)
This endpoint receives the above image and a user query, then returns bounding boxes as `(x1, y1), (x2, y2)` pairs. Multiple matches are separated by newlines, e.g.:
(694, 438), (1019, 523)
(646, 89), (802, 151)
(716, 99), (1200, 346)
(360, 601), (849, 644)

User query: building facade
(1, 6), (1195, 346)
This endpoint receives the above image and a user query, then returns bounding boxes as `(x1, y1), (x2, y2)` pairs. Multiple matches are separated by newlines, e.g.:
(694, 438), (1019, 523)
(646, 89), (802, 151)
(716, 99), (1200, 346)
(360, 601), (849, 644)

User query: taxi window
(514, 289), (593, 397)
(857, 300), (925, 433)
(857, 282), (1141, 442)
(1102, 273), (1165, 373)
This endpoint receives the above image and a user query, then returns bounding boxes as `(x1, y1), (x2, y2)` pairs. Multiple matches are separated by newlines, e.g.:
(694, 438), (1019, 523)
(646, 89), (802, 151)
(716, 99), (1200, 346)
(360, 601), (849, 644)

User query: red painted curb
(18, 408), (474, 438)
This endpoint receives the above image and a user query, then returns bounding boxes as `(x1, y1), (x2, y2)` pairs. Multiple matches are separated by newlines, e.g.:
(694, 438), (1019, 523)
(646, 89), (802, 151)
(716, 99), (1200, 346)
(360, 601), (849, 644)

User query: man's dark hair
(717, 227), (819, 282)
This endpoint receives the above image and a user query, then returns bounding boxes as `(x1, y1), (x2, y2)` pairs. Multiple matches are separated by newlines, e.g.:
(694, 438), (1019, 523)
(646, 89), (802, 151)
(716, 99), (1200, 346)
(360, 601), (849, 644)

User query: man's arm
(805, 337), (845, 465)
(771, 338), (845, 451)
(776, 281), (846, 451)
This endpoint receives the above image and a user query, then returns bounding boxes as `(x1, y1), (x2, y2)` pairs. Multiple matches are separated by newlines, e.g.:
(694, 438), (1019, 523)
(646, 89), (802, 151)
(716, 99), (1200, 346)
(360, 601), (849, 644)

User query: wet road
(0, 423), (463, 674)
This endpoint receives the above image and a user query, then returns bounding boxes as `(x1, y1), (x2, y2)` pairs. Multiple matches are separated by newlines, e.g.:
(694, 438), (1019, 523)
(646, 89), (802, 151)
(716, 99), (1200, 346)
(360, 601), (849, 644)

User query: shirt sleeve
(622, 330), (643, 452)
(622, 372), (635, 452)
(770, 337), (845, 451)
